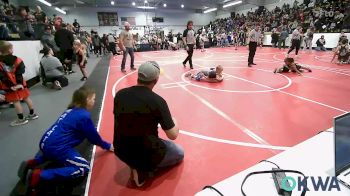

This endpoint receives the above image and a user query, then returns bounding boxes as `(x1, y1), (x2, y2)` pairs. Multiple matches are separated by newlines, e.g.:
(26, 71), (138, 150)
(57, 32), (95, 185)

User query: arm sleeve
(79, 115), (111, 150)
(158, 98), (175, 131)
(15, 61), (25, 84)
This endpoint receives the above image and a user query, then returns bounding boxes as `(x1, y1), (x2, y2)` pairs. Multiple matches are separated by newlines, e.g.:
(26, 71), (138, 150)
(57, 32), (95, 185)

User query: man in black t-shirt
(113, 61), (183, 187)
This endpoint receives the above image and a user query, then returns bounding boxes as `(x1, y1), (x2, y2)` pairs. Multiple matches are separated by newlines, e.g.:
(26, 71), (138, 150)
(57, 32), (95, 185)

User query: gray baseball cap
(138, 61), (160, 82)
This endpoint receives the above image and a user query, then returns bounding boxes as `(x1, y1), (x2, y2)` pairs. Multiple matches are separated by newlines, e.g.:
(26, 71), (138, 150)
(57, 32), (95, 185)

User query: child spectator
(73, 40), (88, 81)
(0, 41), (38, 126)
(17, 87), (113, 194)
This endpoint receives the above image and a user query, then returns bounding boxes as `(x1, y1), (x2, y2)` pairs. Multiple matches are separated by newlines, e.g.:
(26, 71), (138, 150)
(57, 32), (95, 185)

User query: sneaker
(10, 118), (29, 127)
(131, 168), (147, 187)
(248, 63), (252, 67)
(80, 77), (87, 81)
(131, 67), (137, 71)
(54, 80), (62, 90)
(252, 63), (257, 65)
(26, 114), (39, 120)
(121, 69), (127, 73)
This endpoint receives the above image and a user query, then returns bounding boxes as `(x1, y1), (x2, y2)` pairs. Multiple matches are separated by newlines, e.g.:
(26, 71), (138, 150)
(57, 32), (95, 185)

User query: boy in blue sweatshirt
(18, 86), (113, 194)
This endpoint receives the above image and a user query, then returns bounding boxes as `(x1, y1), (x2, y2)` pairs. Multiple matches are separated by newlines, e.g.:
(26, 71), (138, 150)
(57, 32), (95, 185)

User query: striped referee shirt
(249, 29), (260, 43)
(183, 29), (196, 45)
(291, 29), (301, 40)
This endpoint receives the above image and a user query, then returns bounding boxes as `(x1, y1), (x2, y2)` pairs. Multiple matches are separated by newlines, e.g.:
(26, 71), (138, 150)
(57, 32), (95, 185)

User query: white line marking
(162, 84), (190, 89)
(84, 66), (111, 196)
(223, 72), (347, 113)
(161, 81), (188, 86)
(112, 71), (137, 97)
(179, 130), (290, 151)
(163, 73), (271, 146)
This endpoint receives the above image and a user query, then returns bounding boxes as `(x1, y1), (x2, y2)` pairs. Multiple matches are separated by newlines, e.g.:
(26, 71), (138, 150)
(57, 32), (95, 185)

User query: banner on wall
(97, 12), (119, 26)
(120, 17), (136, 26)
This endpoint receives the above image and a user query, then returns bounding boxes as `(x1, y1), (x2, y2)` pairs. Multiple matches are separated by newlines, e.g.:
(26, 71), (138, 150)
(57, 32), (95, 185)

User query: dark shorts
(281, 64), (301, 73)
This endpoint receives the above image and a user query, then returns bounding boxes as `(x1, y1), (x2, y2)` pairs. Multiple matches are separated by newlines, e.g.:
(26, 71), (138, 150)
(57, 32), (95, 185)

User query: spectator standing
(55, 23), (75, 74)
(108, 33), (116, 55)
(304, 27), (315, 51)
(73, 19), (80, 33)
(0, 41), (38, 126)
(119, 22), (136, 72)
(279, 28), (289, 49)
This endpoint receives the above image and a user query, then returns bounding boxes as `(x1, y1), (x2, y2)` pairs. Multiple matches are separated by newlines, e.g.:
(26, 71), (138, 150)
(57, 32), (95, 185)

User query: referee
(247, 26), (261, 67)
(287, 26), (302, 58)
(182, 21), (196, 69)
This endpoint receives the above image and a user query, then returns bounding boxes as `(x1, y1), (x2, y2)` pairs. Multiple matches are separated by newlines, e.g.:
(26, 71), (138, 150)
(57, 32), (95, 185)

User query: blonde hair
(68, 86), (95, 109)
(216, 65), (224, 72)
(0, 41), (13, 54)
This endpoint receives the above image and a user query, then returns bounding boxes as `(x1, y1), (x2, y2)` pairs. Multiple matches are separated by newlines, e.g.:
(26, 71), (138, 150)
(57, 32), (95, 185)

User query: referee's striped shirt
(249, 29), (260, 43)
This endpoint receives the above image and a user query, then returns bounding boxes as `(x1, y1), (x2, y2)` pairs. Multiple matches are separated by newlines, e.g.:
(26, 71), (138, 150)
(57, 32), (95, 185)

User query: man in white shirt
(287, 26), (302, 57)
(247, 26), (261, 67)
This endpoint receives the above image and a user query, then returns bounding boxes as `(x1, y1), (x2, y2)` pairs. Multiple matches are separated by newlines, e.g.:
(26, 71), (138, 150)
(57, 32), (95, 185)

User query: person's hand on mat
(109, 144), (114, 152)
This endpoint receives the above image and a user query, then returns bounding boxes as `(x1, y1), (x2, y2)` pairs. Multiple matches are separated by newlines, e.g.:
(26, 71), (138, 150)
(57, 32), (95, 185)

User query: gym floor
(86, 47), (350, 196)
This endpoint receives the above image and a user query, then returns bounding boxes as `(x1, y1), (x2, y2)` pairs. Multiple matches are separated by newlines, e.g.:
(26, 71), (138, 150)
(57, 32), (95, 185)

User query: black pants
(288, 39), (301, 55)
(59, 49), (73, 71)
(278, 39), (286, 49)
(248, 42), (257, 64)
(183, 44), (194, 68)
(109, 42), (117, 55)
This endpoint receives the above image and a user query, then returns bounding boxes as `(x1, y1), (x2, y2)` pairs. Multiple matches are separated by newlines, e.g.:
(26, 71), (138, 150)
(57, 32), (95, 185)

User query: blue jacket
(39, 108), (110, 158)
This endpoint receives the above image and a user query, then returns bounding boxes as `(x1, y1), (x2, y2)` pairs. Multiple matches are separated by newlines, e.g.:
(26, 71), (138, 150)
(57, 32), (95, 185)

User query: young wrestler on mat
(185, 65), (224, 83)
(274, 57), (312, 76)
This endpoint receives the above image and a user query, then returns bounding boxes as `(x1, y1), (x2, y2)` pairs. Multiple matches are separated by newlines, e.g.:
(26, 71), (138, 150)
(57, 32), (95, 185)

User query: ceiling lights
(132, 2), (136, 6)
(181, 4), (184, 8)
(37, 0), (52, 6)
(223, 0), (242, 8)
(111, 1), (115, 5)
(163, 3), (167, 7)
(137, 6), (156, 9)
(55, 7), (67, 14)
(203, 8), (217, 13)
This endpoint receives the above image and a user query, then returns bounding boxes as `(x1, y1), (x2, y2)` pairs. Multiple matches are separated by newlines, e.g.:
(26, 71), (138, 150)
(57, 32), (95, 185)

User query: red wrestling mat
(86, 47), (350, 196)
